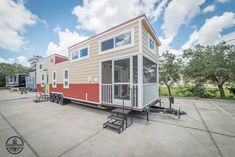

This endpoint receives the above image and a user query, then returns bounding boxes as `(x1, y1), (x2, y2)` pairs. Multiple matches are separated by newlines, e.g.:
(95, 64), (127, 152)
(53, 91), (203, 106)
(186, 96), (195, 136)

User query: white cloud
(46, 28), (88, 56)
(17, 56), (30, 67)
(215, 32), (235, 45)
(203, 5), (215, 14)
(182, 12), (235, 50)
(0, 0), (39, 51)
(217, 0), (229, 3)
(72, 0), (166, 33)
(0, 56), (29, 67)
(161, 0), (205, 43)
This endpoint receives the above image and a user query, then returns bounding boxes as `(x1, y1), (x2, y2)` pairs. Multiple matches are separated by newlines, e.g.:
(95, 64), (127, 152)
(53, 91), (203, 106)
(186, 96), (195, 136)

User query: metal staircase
(103, 88), (133, 134)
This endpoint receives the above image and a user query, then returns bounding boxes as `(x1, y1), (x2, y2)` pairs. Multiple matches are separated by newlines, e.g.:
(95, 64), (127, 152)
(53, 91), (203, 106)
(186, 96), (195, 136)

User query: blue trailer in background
(25, 72), (36, 91)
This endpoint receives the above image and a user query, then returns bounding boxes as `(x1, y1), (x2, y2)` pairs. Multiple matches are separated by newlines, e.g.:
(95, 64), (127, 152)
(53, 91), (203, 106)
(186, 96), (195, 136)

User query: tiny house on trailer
(36, 14), (161, 111)
(6, 73), (28, 87)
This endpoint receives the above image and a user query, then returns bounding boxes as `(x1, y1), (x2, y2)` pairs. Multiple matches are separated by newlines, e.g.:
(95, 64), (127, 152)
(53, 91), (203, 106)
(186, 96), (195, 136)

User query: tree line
(0, 55), (42, 87)
(160, 42), (235, 98)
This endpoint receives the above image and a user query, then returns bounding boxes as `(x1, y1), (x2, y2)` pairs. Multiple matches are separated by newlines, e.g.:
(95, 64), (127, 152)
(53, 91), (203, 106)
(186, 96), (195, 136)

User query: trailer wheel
(50, 94), (54, 102)
(58, 95), (64, 105)
(52, 94), (57, 103)
(55, 95), (60, 104)
(53, 94), (58, 103)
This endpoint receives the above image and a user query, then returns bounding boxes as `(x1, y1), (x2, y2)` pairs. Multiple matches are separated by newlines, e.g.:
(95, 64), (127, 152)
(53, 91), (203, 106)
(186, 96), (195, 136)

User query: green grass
(159, 87), (235, 100)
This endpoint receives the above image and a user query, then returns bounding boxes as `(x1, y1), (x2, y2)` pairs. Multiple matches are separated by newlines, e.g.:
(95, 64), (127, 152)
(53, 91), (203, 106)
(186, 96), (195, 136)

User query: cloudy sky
(0, 0), (234, 67)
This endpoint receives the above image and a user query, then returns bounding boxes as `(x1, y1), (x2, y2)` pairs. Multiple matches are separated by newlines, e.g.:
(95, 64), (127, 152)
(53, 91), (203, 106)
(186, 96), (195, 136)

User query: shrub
(176, 84), (218, 98)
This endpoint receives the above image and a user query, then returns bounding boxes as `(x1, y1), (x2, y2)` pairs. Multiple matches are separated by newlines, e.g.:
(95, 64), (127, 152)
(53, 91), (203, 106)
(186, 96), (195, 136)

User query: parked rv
(6, 73), (28, 87)
(36, 14), (160, 111)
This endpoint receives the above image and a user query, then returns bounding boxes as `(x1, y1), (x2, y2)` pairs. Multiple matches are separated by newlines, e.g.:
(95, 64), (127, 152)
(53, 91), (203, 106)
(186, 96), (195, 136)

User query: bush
(176, 84), (218, 98)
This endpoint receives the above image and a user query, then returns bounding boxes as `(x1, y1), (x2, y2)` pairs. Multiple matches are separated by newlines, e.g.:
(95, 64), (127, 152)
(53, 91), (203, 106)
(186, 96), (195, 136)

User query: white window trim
(41, 74), (45, 87)
(148, 33), (156, 54)
(63, 69), (69, 88)
(70, 45), (90, 62)
(52, 71), (57, 88)
(99, 28), (135, 55)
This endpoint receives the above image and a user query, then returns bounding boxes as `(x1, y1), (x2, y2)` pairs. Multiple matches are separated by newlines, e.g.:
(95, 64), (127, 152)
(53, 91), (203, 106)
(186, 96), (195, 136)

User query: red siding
(37, 84), (99, 103)
(55, 56), (68, 64)
(37, 84), (45, 93)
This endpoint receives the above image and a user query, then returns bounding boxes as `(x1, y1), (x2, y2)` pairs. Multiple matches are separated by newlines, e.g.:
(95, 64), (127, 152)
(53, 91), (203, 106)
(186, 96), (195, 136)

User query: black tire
(50, 94), (54, 102)
(55, 95), (59, 104)
(58, 95), (64, 105)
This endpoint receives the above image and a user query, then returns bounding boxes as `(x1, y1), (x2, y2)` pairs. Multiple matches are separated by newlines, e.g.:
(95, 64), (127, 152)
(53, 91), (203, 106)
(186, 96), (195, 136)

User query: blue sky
(0, 0), (234, 66)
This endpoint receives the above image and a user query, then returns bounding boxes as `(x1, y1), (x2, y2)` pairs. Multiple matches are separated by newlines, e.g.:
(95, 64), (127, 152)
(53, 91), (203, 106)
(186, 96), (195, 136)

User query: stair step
(103, 121), (121, 130)
(108, 115), (126, 121)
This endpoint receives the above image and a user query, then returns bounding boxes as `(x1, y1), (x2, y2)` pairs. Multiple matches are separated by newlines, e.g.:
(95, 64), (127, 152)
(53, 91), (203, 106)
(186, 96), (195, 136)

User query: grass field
(159, 86), (235, 100)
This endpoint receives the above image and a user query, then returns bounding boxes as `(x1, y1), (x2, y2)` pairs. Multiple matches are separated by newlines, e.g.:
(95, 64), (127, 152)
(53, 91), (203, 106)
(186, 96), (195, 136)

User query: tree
(28, 55), (42, 70)
(183, 42), (235, 98)
(160, 51), (182, 96)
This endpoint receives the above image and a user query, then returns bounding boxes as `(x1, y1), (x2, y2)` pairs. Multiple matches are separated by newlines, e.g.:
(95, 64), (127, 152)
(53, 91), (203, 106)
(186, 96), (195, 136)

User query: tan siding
(142, 22), (160, 63)
(37, 21), (140, 85)
(67, 21), (139, 84)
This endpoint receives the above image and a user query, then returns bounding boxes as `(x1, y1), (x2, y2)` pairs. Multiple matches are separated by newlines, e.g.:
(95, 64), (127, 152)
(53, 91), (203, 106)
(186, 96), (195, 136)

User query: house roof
(69, 14), (160, 49)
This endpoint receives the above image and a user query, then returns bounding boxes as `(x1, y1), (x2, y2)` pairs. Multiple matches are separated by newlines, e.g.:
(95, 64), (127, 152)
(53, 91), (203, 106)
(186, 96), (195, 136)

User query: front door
(113, 58), (131, 106)
(45, 74), (50, 95)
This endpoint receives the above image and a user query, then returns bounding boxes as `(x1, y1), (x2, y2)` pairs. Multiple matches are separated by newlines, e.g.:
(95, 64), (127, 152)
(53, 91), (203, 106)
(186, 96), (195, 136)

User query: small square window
(72, 51), (79, 60)
(101, 38), (114, 51)
(80, 48), (88, 57)
(149, 38), (155, 50)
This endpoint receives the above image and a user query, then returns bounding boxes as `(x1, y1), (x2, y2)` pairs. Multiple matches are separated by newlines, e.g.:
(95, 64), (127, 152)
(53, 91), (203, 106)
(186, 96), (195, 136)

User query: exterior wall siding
(142, 22), (159, 63)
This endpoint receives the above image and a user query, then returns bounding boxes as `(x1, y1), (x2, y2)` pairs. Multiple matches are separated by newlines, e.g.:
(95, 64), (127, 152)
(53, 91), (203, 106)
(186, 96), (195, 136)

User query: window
(63, 69), (69, 88)
(115, 31), (131, 47)
(41, 74), (45, 87)
(52, 71), (56, 88)
(39, 64), (44, 70)
(143, 57), (157, 83)
(100, 29), (134, 53)
(71, 47), (89, 61)
(148, 33), (156, 53)
(72, 51), (79, 60)
(80, 48), (88, 57)
(101, 38), (114, 51)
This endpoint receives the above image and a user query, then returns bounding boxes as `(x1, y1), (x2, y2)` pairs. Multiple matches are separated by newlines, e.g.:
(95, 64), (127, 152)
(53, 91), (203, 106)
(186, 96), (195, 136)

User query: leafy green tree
(183, 42), (235, 98)
(28, 55), (42, 70)
(160, 52), (182, 96)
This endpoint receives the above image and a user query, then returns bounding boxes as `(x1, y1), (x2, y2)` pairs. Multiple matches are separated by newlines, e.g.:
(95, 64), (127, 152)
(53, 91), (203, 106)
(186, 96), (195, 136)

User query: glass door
(113, 58), (131, 106)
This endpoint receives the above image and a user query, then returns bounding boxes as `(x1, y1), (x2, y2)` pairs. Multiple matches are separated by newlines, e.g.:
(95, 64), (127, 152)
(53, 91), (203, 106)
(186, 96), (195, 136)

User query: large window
(115, 31), (131, 47)
(63, 69), (69, 88)
(148, 33), (155, 53)
(52, 71), (56, 88)
(143, 57), (157, 83)
(71, 46), (89, 61)
(100, 29), (133, 53)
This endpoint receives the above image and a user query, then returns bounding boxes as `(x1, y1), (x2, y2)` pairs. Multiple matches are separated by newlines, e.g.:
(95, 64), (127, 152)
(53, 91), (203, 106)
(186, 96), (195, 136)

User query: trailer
(25, 72), (36, 91)
(6, 73), (28, 87)
(36, 14), (161, 111)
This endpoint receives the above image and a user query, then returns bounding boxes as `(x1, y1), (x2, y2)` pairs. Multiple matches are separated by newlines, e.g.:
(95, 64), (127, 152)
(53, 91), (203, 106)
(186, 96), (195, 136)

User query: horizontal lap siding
(67, 21), (139, 84)
(36, 21), (139, 98)
(142, 23), (159, 63)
